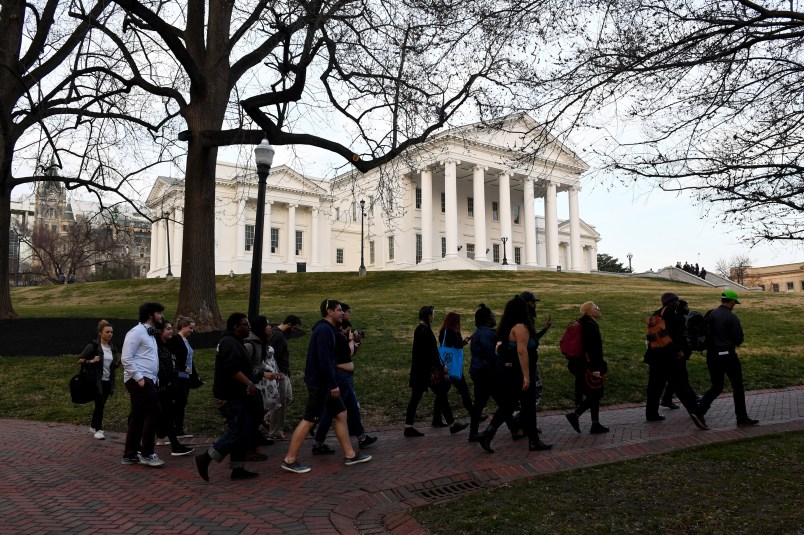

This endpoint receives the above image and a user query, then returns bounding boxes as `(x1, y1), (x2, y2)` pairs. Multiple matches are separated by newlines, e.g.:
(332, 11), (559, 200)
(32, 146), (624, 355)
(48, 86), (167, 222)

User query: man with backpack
(694, 290), (759, 427)
(644, 292), (707, 429)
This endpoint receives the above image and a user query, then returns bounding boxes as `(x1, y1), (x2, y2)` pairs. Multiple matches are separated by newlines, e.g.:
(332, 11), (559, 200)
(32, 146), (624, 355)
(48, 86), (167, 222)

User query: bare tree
(103, 0), (556, 330)
(715, 254), (752, 285)
(527, 0), (804, 246)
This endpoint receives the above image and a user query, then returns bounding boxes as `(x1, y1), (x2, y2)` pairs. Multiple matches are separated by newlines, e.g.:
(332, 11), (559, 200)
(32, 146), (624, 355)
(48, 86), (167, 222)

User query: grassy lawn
(412, 431), (804, 534)
(2, 270), (802, 436)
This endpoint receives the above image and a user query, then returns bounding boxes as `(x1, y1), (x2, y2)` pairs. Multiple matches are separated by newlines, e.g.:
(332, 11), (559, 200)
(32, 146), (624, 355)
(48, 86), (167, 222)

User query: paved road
(0, 387), (801, 534)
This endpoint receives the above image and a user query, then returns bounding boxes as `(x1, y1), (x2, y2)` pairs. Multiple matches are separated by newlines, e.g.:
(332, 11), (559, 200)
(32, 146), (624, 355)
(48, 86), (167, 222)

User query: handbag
(69, 372), (96, 404)
(429, 367), (445, 386)
(585, 369), (607, 390)
(438, 331), (464, 380)
(189, 364), (204, 389)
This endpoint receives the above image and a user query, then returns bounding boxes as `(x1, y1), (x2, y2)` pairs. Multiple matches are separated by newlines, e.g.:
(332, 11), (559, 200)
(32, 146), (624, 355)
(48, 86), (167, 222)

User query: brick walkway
(0, 386), (801, 534)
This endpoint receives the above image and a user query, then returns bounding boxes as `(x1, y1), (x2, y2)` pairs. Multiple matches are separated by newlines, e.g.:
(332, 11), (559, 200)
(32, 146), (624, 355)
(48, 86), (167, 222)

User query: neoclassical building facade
(146, 114), (601, 277)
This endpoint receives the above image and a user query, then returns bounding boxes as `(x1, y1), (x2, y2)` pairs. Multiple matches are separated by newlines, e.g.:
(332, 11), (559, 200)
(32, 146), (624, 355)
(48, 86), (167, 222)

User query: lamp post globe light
(358, 199), (366, 277)
(164, 211), (174, 280)
(248, 138), (275, 324)
(501, 236), (508, 265)
(627, 252), (633, 273)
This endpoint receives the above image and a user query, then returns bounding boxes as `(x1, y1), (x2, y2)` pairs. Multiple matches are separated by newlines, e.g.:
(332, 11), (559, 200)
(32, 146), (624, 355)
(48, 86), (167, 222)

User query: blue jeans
(209, 399), (252, 469)
(315, 371), (365, 441)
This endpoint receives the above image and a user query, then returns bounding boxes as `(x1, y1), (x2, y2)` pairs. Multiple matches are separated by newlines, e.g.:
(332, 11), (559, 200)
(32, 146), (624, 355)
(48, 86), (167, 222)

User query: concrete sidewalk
(0, 387), (801, 534)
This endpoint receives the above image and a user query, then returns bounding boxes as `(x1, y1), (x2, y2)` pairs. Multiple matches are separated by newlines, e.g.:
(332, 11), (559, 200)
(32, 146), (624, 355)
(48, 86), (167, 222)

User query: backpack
(686, 310), (712, 353)
(559, 320), (584, 359)
(646, 306), (672, 349)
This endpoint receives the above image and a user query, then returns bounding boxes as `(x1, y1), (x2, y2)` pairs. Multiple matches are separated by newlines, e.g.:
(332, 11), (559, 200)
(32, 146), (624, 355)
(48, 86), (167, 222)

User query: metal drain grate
(414, 479), (485, 502)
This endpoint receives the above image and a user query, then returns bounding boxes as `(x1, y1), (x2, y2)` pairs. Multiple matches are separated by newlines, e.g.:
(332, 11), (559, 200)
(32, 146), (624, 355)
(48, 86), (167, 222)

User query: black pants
(156, 389), (181, 448)
(173, 376), (190, 434)
(469, 369), (494, 435)
(487, 367), (520, 432)
(573, 371), (603, 422)
(433, 375), (473, 425)
(90, 380), (112, 431)
(698, 350), (748, 420)
(405, 383), (454, 426)
(123, 378), (161, 458)
(646, 357), (698, 417)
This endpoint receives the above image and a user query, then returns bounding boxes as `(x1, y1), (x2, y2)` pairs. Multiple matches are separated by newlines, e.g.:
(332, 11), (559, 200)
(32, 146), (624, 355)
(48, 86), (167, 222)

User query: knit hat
(661, 292), (680, 306)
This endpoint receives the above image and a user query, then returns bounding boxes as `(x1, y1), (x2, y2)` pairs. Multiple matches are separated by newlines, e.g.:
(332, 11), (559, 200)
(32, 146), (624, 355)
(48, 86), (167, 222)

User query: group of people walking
(76, 287), (758, 480)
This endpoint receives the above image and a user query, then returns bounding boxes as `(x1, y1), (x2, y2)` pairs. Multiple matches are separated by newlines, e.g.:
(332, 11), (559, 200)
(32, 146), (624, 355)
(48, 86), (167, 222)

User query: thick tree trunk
(175, 138), (223, 332)
(0, 168), (18, 320)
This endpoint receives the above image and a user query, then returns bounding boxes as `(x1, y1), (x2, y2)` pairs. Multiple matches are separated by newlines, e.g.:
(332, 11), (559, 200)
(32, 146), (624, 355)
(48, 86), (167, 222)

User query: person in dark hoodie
(565, 301), (609, 434)
(280, 299), (372, 474)
(195, 313), (260, 481)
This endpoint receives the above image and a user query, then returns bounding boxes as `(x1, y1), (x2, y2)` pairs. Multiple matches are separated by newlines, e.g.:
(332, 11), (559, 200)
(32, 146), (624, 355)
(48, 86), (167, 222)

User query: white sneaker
(89, 427), (97, 434)
(155, 438), (168, 446)
(93, 430), (105, 440)
(137, 453), (165, 467)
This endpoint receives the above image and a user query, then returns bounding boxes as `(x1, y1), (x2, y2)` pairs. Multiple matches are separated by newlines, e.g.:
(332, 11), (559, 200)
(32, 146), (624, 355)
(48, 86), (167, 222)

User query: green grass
(3, 270), (803, 435)
(412, 431), (804, 534)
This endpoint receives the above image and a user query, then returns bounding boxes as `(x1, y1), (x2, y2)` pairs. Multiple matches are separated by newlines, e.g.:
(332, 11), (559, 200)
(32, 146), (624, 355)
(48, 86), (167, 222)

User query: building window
(801, 281), (804, 291)
(336, 248), (344, 264)
(772, 283), (779, 292)
(416, 234), (422, 264)
(493, 244), (500, 263)
(513, 204), (521, 224)
(492, 201), (499, 221)
(415, 188), (421, 209)
(467, 197), (474, 217)
(786, 282), (794, 291)
(295, 231), (303, 255)
(441, 237), (446, 258)
(270, 228), (279, 253)
(440, 192), (446, 213)
(514, 246), (522, 264)
(369, 241), (375, 264)
(245, 224), (255, 251)
(388, 236), (395, 260)
(467, 243), (475, 260)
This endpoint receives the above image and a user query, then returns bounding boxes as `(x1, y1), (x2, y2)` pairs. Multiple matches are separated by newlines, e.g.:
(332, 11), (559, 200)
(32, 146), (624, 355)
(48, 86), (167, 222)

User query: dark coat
(213, 330), (253, 401)
(78, 340), (121, 395)
(409, 323), (442, 389)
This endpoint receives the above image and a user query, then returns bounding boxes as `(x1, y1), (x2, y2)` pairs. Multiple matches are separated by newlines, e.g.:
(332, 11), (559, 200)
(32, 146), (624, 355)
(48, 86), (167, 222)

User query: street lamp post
(248, 138), (275, 324)
(358, 199), (366, 277)
(501, 236), (508, 265)
(164, 212), (174, 280)
(627, 252), (633, 273)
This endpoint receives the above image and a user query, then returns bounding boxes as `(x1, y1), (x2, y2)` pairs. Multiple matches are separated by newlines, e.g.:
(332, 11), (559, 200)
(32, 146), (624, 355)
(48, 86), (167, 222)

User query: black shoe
(646, 414), (666, 422)
(245, 451), (268, 462)
(690, 412), (708, 430)
(528, 439), (553, 451)
(431, 421), (448, 428)
(566, 412), (581, 433)
(590, 422), (609, 434)
(257, 434), (275, 446)
(404, 427), (424, 437)
(737, 417), (759, 426)
(449, 422), (468, 434)
(358, 435), (378, 448)
(171, 444), (195, 456)
(312, 443), (336, 455)
(477, 425), (496, 454)
(660, 401), (680, 410)
(231, 467), (259, 480)
(467, 434), (478, 443)
(195, 452), (212, 482)
(511, 432), (527, 441)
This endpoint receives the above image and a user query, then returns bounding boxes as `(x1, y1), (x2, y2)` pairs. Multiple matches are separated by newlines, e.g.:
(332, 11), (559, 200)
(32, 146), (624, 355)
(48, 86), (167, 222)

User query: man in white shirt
(121, 302), (165, 467)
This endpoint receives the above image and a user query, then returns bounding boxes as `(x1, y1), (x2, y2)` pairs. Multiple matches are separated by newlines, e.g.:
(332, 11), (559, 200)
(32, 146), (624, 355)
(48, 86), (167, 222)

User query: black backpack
(686, 310), (712, 353)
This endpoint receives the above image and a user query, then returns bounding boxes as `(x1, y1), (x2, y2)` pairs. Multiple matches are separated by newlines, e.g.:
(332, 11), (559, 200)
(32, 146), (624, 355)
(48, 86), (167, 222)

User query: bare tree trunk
(174, 132), (223, 332)
(0, 165), (18, 320)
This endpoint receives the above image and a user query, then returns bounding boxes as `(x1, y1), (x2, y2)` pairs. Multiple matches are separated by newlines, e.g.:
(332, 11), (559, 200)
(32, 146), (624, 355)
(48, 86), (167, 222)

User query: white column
(149, 219), (158, 274)
(443, 159), (459, 258)
(591, 244), (599, 271)
(261, 201), (272, 268)
(544, 180), (559, 269)
(236, 197), (247, 259)
(311, 206), (320, 267)
(287, 204), (297, 266)
(523, 177), (537, 266)
(420, 168), (434, 262)
(473, 165), (488, 261)
(568, 186), (583, 271)
(174, 208), (184, 268)
(499, 172), (512, 262)
(156, 219), (165, 272)
(166, 209), (176, 273)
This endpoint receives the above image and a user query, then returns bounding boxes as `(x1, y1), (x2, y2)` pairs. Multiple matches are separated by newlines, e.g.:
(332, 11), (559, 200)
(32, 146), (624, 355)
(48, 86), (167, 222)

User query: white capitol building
(146, 113), (601, 277)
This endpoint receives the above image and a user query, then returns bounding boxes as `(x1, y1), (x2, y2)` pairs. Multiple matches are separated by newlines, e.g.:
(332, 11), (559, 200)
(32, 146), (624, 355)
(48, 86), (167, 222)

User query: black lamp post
(501, 236), (508, 265)
(358, 199), (366, 277)
(627, 252), (633, 272)
(248, 138), (275, 324)
(163, 211), (174, 280)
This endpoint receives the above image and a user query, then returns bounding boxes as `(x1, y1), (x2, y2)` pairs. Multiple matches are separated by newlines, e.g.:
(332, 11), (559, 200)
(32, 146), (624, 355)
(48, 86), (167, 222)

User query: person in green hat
(694, 290), (759, 427)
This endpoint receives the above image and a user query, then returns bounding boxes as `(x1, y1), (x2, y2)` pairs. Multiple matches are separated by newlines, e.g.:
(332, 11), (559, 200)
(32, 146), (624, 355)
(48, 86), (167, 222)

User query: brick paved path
(0, 387), (801, 534)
